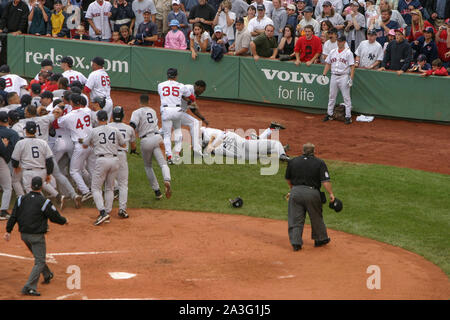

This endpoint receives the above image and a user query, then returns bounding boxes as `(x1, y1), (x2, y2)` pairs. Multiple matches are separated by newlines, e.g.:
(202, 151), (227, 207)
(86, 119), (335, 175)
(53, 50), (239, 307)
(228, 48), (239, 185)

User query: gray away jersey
(19, 114), (55, 142)
(11, 137), (53, 169)
(83, 124), (126, 156)
(130, 107), (159, 138)
(108, 122), (136, 152)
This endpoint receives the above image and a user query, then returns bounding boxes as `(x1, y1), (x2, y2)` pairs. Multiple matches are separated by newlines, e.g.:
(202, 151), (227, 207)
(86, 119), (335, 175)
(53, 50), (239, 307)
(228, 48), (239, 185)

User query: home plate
(109, 272), (137, 280)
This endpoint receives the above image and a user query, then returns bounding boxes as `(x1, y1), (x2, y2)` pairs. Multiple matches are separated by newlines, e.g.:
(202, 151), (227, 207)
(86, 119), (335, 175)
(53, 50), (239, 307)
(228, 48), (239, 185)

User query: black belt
(57, 135), (62, 138)
(162, 104), (180, 107)
(141, 132), (158, 139)
(296, 184), (318, 190)
(98, 154), (117, 157)
(332, 73), (347, 76)
(26, 168), (44, 171)
(118, 150), (125, 152)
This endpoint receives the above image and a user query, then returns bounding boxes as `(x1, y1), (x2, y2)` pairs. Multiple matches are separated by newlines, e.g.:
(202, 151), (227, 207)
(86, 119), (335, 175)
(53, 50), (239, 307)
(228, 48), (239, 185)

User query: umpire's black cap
(167, 68), (178, 78)
(60, 56), (74, 67)
(92, 56), (105, 67)
(112, 106), (124, 122)
(0, 111), (8, 123)
(97, 110), (108, 122)
(31, 176), (43, 190)
(329, 198), (343, 212)
(25, 121), (37, 134)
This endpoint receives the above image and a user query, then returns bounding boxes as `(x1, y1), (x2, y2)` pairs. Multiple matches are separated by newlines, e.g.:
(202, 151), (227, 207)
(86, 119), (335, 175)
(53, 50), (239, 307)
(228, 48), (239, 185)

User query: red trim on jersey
(189, 94), (196, 102)
(84, 86), (91, 94)
(52, 119), (60, 129)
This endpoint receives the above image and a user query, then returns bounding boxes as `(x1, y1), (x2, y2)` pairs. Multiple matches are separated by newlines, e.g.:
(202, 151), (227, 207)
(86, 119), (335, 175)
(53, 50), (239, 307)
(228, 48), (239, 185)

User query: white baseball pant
(327, 74), (352, 118)
(180, 113), (202, 155)
(161, 106), (183, 158)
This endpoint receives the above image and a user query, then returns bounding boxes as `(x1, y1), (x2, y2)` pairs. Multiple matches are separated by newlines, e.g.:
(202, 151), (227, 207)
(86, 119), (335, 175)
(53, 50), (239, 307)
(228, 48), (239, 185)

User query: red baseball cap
(394, 28), (404, 34)
(445, 18), (450, 24)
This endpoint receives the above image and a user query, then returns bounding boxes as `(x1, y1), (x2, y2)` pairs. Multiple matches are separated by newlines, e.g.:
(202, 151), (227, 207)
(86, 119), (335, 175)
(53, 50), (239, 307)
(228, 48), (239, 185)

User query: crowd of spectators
(0, 0), (449, 74)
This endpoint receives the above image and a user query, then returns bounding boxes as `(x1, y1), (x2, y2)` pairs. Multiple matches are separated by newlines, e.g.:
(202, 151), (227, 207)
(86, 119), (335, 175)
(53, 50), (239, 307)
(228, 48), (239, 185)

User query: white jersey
(52, 89), (66, 99)
(1, 74), (28, 94)
(62, 69), (88, 85)
(221, 131), (245, 157)
(157, 80), (190, 109)
(85, 0), (112, 40)
(57, 107), (93, 143)
(130, 106), (159, 138)
(247, 16), (274, 40)
(85, 68), (111, 101)
(19, 114), (55, 142)
(108, 122), (136, 152)
(355, 40), (384, 68)
(201, 127), (225, 145)
(325, 47), (355, 75)
(322, 39), (349, 58)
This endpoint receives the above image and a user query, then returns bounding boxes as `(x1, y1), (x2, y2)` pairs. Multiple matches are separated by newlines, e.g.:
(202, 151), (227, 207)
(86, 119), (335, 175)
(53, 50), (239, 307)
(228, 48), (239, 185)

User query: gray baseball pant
(327, 74), (352, 118)
(0, 157), (12, 210)
(141, 134), (171, 191)
(22, 168), (58, 198)
(91, 156), (119, 213)
(288, 185), (329, 246)
(21, 233), (52, 291)
(117, 151), (128, 211)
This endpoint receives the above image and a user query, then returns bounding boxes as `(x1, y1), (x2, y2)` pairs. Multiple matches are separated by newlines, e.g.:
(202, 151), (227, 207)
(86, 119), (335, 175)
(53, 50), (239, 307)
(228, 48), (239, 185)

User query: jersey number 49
(76, 115), (91, 130)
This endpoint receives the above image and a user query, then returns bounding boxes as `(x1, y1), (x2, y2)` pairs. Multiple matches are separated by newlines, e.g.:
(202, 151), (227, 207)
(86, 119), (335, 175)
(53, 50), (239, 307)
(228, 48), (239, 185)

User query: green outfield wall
(8, 34), (449, 122)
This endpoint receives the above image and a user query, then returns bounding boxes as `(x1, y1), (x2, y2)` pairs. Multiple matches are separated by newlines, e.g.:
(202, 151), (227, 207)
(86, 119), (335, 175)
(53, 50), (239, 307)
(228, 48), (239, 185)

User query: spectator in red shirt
(294, 24), (322, 66)
(408, 9), (435, 43)
(41, 73), (60, 92)
(435, 19), (450, 67)
(421, 58), (449, 76)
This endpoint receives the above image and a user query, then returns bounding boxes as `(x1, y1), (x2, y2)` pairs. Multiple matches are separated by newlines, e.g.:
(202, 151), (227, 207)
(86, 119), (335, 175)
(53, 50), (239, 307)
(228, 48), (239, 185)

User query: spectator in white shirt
(355, 29), (384, 68)
(247, 4), (274, 40)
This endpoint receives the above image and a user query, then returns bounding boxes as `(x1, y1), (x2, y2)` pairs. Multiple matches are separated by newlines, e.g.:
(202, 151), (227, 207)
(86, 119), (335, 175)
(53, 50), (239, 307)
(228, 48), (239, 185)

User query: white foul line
(0, 253), (34, 261)
(48, 251), (124, 256)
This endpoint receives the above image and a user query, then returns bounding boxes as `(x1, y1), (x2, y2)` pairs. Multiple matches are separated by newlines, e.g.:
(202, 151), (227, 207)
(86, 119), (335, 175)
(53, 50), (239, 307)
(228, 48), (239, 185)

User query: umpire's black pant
(21, 233), (52, 292)
(288, 185), (329, 246)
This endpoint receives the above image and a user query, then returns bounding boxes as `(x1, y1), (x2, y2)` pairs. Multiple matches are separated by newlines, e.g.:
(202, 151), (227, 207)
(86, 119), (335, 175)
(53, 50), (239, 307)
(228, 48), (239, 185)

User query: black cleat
(114, 189), (119, 200)
(118, 209), (129, 219)
(0, 210), (10, 221)
(323, 115), (333, 122)
(42, 272), (54, 284)
(22, 288), (41, 296)
(155, 189), (163, 200)
(292, 245), (302, 251)
(314, 238), (331, 247)
(94, 210), (110, 226)
(270, 121), (286, 130)
(279, 154), (290, 162)
(345, 117), (352, 124)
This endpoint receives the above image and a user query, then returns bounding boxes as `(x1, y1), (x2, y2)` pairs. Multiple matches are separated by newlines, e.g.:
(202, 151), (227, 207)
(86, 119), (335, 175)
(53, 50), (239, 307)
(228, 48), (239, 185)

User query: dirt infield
(1, 90), (449, 300)
(0, 209), (449, 300)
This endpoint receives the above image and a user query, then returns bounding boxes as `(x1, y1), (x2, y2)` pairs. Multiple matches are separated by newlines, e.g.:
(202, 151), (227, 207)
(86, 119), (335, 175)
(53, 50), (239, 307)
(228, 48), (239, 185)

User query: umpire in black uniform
(285, 142), (334, 251)
(4, 176), (68, 296)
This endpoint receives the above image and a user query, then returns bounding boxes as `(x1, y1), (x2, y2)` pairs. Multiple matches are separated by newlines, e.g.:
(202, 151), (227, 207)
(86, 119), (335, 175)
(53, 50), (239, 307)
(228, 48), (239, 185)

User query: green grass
(125, 151), (450, 276)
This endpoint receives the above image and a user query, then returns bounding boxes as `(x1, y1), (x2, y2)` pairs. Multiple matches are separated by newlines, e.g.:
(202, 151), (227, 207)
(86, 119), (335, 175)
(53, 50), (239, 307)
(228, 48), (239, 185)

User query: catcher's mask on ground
(229, 197), (243, 208)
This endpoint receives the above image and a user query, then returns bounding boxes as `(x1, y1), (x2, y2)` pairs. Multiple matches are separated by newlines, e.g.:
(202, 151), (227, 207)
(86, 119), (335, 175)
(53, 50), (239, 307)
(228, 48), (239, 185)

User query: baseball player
(322, 34), (355, 125)
(130, 94), (172, 200)
(157, 68), (193, 164)
(84, 57), (113, 120)
(0, 111), (19, 220)
(11, 121), (64, 208)
(60, 56), (88, 85)
(90, 96), (107, 128)
(179, 80), (208, 158)
(53, 93), (94, 202)
(108, 106), (137, 218)
(0, 65), (28, 97)
(83, 110), (126, 226)
(202, 126), (290, 161)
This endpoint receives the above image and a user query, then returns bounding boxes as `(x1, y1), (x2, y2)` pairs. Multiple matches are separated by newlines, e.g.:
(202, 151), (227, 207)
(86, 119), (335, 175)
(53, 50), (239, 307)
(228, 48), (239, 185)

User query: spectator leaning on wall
(0, 0), (30, 35)
(85, 0), (113, 41)
(378, 28), (413, 75)
(50, 0), (70, 38)
(110, 0), (135, 34)
(28, 0), (52, 36)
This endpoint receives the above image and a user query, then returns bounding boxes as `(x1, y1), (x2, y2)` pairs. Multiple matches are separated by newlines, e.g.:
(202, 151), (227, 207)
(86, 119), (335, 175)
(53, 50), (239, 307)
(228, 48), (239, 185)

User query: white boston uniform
(85, 68), (113, 119)
(180, 84), (202, 156)
(62, 69), (88, 85)
(85, 0), (112, 40)
(1, 74), (28, 96)
(157, 80), (190, 159)
(325, 47), (354, 118)
(57, 107), (94, 195)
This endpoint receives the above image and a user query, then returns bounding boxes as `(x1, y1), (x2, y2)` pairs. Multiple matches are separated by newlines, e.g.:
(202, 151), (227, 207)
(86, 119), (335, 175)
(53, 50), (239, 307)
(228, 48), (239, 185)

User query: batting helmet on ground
(97, 110), (108, 122)
(229, 197), (244, 208)
(167, 68), (178, 78)
(329, 198), (343, 212)
(112, 106), (124, 122)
